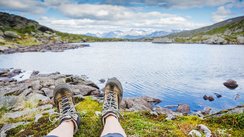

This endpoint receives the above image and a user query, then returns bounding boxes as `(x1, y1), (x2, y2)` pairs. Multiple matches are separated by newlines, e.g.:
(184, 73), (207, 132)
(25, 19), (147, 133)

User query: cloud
(212, 6), (231, 22)
(38, 4), (205, 34)
(102, 0), (233, 8)
(0, 0), (45, 14)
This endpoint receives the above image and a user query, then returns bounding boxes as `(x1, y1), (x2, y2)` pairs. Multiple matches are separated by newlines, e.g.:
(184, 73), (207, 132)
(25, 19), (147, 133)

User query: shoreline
(0, 68), (244, 136)
(0, 43), (89, 54)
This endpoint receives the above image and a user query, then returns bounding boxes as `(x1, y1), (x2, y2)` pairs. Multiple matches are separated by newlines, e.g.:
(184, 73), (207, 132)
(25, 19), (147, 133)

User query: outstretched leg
(46, 120), (74, 137)
(46, 84), (80, 137)
(101, 78), (127, 137)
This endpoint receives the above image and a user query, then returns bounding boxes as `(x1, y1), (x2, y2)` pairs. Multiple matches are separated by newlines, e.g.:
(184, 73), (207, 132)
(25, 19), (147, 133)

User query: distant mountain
(153, 16), (244, 44)
(85, 29), (180, 39)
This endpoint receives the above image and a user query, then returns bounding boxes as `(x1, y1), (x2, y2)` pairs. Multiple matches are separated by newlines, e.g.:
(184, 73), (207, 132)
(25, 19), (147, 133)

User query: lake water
(1, 42), (244, 112)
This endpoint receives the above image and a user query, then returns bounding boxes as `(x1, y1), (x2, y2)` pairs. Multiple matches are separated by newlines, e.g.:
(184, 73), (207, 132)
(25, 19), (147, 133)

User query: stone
(12, 69), (22, 74)
(31, 70), (39, 76)
(203, 95), (214, 101)
(0, 46), (8, 52)
(214, 93), (222, 98)
(208, 96), (214, 101)
(4, 108), (37, 119)
(223, 79), (238, 89)
(4, 31), (21, 38)
(26, 93), (50, 106)
(177, 104), (190, 114)
(0, 122), (29, 137)
(34, 114), (43, 122)
(152, 37), (173, 43)
(71, 85), (100, 96)
(204, 35), (227, 44)
(0, 68), (9, 76)
(201, 107), (211, 115)
(237, 36), (244, 44)
(83, 80), (99, 89)
(41, 87), (53, 98)
(197, 124), (212, 137)
(234, 94), (240, 100)
(188, 129), (202, 137)
(31, 80), (41, 90)
(154, 107), (181, 120)
(0, 96), (18, 109)
(99, 79), (106, 83)
(121, 96), (161, 111)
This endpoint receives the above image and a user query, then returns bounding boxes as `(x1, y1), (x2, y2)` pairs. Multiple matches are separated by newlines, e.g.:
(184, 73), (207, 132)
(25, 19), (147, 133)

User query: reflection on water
(0, 42), (244, 112)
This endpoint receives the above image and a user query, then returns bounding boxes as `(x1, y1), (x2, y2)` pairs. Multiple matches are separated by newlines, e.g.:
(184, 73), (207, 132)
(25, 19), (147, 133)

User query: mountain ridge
(153, 15), (244, 44)
(84, 29), (181, 39)
(0, 12), (121, 47)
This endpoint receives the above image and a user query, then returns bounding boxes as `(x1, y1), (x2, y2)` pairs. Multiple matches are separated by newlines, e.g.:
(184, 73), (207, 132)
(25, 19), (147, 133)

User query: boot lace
(49, 96), (77, 123)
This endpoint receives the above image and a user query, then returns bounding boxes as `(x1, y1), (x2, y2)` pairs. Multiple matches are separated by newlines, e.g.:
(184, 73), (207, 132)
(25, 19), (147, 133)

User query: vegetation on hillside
(0, 12), (123, 47)
(154, 16), (244, 44)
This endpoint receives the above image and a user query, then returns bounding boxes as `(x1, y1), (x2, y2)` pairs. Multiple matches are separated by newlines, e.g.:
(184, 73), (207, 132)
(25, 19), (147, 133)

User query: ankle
(105, 115), (118, 121)
(102, 112), (119, 125)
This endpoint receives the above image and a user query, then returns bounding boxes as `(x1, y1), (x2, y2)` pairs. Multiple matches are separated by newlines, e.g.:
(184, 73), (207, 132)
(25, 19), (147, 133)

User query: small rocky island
(0, 68), (244, 137)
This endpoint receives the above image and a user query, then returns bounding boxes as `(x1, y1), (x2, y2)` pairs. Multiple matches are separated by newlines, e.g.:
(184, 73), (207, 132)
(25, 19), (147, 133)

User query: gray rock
(31, 80), (41, 90)
(4, 31), (21, 38)
(4, 108), (37, 119)
(31, 70), (39, 76)
(237, 36), (244, 44)
(152, 37), (173, 43)
(210, 105), (244, 117)
(34, 114), (43, 122)
(0, 46), (8, 52)
(223, 79), (238, 89)
(121, 96), (161, 111)
(0, 122), (29, 137)
(99, 79), (106, 83)
(188, 129), (202, 137)
(0, 68), (9, 76)
(204, 35), (227, 44)
(197, 124), (212, 137)
(154, 107), (181, 120)
(201, 107), (211, 115)
(0, 96), (18, 109)
(71, 85), (99, 96)
(41, 87), (53, 98)
(177, 104), (190, 114)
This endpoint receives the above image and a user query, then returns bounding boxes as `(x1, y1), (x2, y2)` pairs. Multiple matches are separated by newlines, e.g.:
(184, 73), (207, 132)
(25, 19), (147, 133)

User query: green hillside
(153, 16), (244, 44)
(0, 12), (122, 47)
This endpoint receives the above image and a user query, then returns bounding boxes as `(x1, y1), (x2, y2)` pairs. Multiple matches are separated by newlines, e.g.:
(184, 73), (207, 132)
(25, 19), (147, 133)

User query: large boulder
(237, 36), (244, 44)
(204, 35), (227, 44)
(154, 107), (182, 120)
(223, 79), (238, 89)
(4, 31), (21, 38)
(176, 104), (190, 114)
(152, 37), (173, 43)
(120, 96), (161, 111)
(71, 85), (100, 96)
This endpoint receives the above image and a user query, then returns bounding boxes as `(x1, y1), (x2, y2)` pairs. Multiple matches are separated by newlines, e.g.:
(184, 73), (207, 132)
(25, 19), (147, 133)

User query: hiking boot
(53, 84), (80, 134)
(101, 77), (123, 124)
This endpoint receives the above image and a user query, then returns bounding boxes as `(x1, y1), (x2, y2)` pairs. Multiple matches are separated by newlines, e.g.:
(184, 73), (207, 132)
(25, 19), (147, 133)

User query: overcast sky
(0, 0), (243, 34)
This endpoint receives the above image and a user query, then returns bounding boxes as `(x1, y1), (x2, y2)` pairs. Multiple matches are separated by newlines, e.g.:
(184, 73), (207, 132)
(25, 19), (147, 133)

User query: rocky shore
(0, 43), (89, 54)
(0, 68), (244, 136)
